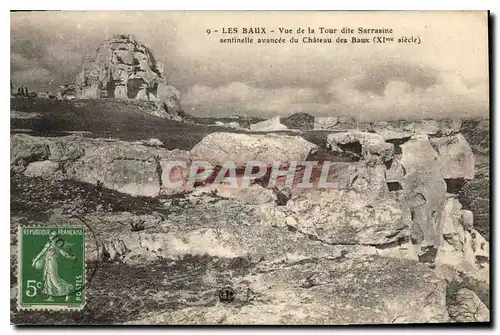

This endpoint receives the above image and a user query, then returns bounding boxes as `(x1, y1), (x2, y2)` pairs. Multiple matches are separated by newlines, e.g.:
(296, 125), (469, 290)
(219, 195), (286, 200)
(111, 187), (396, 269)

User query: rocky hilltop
(75, 34), (182, 115)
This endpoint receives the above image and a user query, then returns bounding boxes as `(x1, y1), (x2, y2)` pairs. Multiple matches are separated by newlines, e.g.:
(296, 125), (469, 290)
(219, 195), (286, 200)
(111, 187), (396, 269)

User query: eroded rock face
(10, 134), (189, 197)
(371, 119), (462, 139)
(277, 189), (411, 246)
(327, 132), (394, 165)
(400, 136), (447, 249)
(431, 134), (475, 180)
(75, 34), (181, 113)
(448, 288), (490, 322)
(24, 161), (59, 179)
(65, 142), (162, 197)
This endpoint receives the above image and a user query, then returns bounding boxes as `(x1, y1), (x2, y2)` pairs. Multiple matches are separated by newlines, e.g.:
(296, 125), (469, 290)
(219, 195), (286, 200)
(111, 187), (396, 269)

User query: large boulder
(276, 189), (410, 246)
(190, 132), (316, 168)
(430, 134), (475, 180)
(65, 142), (162, 197)
(249, 116), (288, 131)
(400, 135), (447, 250)
(24, 161), (59, 179)
(10, 134), (50, 165)
(435, 196), (489, 274)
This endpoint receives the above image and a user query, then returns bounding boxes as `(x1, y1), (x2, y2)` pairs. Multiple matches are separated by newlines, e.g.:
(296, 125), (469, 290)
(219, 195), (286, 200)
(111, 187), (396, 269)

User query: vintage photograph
(10, 11), (490, 324)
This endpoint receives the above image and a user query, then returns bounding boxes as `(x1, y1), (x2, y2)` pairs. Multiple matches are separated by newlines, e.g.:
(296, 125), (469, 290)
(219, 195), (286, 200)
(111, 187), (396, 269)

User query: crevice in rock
(445, 178), (467, 194)
(384, 158), (393, 170)
(475, 255), (488, 264)
(274, 187), (291, 206)
(386, 137), (411, 155)
(154, 155), (163, 187)
(108, 156), (156, 164)
(387, 181), (403, 192)
(374, 236), (409, 250)
(418, 245), (437, 264)
(337, 141), (362, 160)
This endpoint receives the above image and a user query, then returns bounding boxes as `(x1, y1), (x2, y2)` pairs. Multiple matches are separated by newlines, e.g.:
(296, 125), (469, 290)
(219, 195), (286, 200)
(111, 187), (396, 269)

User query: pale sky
(11, 11), (489, 120)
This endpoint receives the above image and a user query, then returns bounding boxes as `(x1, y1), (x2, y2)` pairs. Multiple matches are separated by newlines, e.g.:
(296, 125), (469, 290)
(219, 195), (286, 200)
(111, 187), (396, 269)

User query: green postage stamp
(18, 226), (86, 310)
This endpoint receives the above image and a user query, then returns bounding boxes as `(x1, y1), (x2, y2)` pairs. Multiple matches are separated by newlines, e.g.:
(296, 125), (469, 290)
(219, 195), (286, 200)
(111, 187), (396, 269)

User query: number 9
(206, 29), (211, 35)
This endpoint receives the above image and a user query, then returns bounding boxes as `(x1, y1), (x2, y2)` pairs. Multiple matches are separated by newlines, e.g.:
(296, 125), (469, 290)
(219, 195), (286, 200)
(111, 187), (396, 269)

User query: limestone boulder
(64, 141), (162, 197)
(10, 134), (189, 198)
(10, 134), (50, 165)
(430, 134), (475, 180)
(400, 135), (447, 249)
(190, 132), (316, 168)
(279, 189), (411, 246)
(386, 156), (405, 182)
(250, 116), (288, 131)
(24, 161), (59, 179)
(351, 162), (389, 198)
(313, 116), (339, 130)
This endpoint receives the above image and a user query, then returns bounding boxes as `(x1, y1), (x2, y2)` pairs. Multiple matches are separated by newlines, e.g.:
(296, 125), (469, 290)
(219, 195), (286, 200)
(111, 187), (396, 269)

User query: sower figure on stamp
(31, 231), (76, 302)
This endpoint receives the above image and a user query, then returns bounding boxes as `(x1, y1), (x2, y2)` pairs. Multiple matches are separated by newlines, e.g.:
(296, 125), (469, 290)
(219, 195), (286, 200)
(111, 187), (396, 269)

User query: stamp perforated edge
(16, 224), (87, 312)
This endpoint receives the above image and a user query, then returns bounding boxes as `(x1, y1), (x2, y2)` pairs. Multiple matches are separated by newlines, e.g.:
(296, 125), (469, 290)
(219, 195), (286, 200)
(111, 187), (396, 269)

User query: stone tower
(75, 34), (181, 113)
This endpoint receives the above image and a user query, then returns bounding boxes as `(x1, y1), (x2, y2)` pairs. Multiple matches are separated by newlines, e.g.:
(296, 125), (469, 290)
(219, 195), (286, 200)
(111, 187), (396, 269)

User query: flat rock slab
(128, 256), (449, 325)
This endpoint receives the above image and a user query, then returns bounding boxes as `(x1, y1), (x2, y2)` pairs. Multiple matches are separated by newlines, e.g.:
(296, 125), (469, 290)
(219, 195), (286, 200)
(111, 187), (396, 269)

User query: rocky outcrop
(275, 189), (411, 246)
(448, 288), (490, 322)
(400, 135), (447, 250)
(313, 116), (356, 130)
(327, 132), (394, 165)
(249, 115), (288, 131)
(10, 134), (189, 197)
(128, 256), (449, 325)
(10, 121), (489, 325)
(281, 112), (315, 130)
(75, 34), (182, 114)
